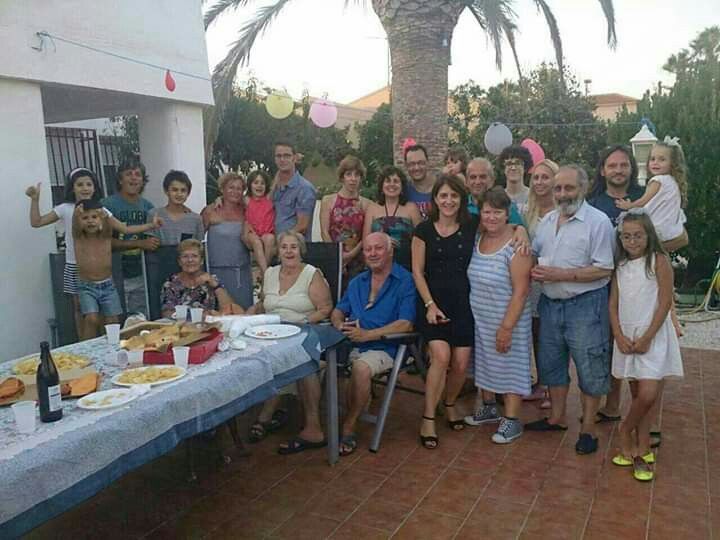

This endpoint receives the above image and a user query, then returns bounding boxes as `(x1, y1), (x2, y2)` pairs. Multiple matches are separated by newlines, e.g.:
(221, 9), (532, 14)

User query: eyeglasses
(180, 253), (201, 260)
(504, 159), (523, 168)
(620, 233), (646, 243)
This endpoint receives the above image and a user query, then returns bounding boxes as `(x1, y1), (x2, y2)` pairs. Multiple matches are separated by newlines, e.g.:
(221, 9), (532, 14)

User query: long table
(0, 326), (341, 538)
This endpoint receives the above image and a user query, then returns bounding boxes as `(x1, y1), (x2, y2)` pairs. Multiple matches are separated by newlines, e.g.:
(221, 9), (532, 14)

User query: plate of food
(77, 388), (139, 410)
(111, 365), (187, 387)
(244, 324), (301, 340)
(12, 352), (91, 375)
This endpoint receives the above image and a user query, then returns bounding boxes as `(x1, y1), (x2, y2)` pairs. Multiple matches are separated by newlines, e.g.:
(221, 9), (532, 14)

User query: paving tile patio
(25, 347), (717, 539)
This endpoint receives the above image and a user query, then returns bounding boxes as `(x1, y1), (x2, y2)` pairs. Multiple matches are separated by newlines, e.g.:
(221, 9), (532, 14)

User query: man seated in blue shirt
(277, 232), (415, 457)
(332, 232), (416, 456)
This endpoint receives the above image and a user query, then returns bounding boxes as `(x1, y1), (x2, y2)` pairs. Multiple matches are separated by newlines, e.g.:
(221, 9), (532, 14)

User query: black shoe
(525, 417), (568, 431)
(575, 433), (598, 454)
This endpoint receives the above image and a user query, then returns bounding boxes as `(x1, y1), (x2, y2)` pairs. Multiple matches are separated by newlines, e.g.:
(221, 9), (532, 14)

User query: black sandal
(444, 402), (465, 431)
(420, 416), (439, 449)
(248, 409), (289, 443)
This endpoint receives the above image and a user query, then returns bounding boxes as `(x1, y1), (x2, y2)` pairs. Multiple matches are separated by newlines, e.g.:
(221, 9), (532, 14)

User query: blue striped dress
(467, 237), (532, 395)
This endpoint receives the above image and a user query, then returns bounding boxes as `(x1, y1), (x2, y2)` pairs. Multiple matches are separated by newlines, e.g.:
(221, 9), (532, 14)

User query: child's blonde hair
(650, 141), (688, 208)
(525, 159), (560, 235)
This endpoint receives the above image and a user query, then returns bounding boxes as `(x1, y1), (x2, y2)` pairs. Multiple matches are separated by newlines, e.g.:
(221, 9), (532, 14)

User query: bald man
(330, 232), (416, 455)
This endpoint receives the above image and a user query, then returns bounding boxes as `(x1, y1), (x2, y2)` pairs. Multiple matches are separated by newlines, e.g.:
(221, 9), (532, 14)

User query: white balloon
(484, 123), (513, 155)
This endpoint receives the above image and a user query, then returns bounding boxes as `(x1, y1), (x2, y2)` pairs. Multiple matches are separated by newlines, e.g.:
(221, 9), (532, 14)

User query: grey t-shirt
(147, 207), (205, 246)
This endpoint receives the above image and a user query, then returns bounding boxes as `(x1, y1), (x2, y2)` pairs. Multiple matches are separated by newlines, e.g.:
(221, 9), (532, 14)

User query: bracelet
(424, 300), (434, 308)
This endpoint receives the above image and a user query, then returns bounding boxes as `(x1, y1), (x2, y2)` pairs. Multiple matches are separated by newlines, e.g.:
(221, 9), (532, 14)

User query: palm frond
(532, 0), (563, 84)
(204, 0), (254, 29)
(204, 0), (293, 159)
(467, 1), (519, 72)
(597, 0), (617, 49)
(499, 14), (523, 83)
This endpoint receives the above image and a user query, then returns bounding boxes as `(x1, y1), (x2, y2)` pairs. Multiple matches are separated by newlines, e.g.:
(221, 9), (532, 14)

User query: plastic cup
(12, 401), (37, 433)
(105, 324), (121, 345)
(175, 305), (189, 322)
(127, 349), (144, 367)
(190, 308), (204, 324)
(537, 256), (549, 267)
(115, 350), (129, 368)
(173, 346), (190, 369)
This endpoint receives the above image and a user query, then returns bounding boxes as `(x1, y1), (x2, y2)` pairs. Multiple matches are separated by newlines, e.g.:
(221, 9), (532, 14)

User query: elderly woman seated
(160, 239), (241, 318)
(246, 230), (334, 442)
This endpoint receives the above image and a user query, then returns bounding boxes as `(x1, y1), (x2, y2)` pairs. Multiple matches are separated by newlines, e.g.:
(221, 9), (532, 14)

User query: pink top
(246, 196), (275, 236)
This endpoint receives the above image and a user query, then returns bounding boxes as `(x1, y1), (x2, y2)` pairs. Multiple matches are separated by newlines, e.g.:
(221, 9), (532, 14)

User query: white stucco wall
(139, 104), (208, 212)
(0, 1), (214, 356)
(0, 80), (56, 358)
(0, 0), (213, 107)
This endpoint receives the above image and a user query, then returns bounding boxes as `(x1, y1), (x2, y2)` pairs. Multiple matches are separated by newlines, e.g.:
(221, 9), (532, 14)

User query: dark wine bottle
(37, 341), (63, 423)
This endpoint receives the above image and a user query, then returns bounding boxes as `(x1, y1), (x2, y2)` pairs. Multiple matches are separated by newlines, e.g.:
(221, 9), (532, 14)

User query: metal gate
(45, 127), (126, 205)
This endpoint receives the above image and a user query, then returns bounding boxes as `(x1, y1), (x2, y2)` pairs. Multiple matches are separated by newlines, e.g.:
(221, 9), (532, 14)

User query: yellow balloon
(266, 92), (294, 119)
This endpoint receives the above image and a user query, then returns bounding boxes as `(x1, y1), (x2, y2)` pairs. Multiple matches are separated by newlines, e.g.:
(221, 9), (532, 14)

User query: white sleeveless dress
(611, 255), (683, 380)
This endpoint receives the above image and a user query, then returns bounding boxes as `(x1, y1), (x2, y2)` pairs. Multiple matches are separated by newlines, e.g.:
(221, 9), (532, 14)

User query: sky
(204, 1), (720, 104)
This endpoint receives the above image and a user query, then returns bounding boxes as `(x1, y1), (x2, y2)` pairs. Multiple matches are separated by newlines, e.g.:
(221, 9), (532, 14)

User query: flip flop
(578, 412), (621, 424)
(277, 436), (327, 455)
(525, 418), (568, 431)
(596, 411), (621, 423)
(633, 456), (654, 482)
(339, 433), (358, 456)
(612, 454), (633, 467)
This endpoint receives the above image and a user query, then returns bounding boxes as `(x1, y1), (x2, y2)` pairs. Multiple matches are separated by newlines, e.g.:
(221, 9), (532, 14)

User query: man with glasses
(271, 141), (317, 241)
(527, 165), (615, 456)
(403, 144), (434, 219)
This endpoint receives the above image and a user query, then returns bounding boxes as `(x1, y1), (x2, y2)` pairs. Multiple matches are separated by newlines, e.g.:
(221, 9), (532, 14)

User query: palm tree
(204, 0), (617, 167)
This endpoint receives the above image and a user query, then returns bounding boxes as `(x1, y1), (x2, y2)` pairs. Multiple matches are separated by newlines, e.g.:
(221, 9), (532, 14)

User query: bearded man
(525, 165), (615, 456)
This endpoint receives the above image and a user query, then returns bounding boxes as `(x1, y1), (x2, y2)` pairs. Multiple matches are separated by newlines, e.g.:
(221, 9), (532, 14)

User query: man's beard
(556, 196), (583, 216)
(606, 174), (630, 187)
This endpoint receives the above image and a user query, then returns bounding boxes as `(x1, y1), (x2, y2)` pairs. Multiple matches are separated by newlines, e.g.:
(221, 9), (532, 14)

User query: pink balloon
(521, 138), (545, 167)
(309, 100), (338, 128)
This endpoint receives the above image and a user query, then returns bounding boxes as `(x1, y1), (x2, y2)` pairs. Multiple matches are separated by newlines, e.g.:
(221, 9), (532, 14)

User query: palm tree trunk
(373, 1), (464, 169)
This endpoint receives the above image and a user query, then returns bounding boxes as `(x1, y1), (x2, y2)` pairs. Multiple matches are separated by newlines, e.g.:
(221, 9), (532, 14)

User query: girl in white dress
(610, 210), (682, 482)
(616, 136), (688, 337)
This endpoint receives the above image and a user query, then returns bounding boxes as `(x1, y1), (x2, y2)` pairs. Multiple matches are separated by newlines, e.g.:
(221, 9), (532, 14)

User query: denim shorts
(537, 287), (610, 396)
(77, 278), (123, 317)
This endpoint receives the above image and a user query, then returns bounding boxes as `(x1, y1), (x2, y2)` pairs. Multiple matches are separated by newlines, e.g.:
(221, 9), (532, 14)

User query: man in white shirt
(526, 165), (615, 456)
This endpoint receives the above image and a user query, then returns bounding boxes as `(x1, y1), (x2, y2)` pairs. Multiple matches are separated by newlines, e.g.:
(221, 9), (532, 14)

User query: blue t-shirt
(588, 185), (644, 227)
(336, 263), (416, 356)
(406, 183), (432, 221)
(102, 194), (154, 277)
(272, 171), (317, 241)
(468, 195), (525, 226)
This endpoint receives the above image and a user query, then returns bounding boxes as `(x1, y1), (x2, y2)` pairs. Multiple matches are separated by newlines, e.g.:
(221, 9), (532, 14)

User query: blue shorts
(537, 287), (610, 396)
(77, 278), (123, 317)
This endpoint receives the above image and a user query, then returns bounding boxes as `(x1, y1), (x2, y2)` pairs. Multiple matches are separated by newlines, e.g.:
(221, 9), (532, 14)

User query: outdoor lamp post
(630, 124), (658, 185)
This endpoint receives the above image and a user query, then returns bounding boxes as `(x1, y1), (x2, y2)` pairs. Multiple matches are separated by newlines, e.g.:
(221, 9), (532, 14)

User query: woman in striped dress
(466, 187), (533, 444)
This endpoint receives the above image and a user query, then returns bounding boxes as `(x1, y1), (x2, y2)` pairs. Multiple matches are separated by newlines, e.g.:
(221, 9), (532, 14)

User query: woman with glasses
(160, 239), (236, 318)
(498, 145), (534, 206)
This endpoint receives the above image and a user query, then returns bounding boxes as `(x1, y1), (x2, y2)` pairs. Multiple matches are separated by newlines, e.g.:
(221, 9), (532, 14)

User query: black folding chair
(142, 246), (182, 321)
(304, 241), (343, 304)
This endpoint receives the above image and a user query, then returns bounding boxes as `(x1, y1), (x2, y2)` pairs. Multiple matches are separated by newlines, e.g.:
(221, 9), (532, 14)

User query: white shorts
(350, 348), (394, 376)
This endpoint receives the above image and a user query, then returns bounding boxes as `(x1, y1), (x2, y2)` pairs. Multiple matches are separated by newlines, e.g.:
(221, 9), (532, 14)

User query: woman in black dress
(412, 174), (477, 449)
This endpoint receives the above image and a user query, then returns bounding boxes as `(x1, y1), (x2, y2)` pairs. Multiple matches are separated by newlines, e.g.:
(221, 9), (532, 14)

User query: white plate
(244, 324), (301, 340)
(111, 365), (187, 387)
(77, 389), (138, 410)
